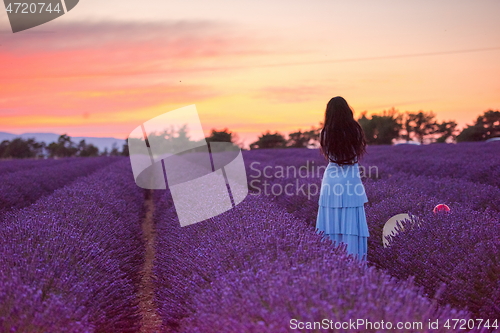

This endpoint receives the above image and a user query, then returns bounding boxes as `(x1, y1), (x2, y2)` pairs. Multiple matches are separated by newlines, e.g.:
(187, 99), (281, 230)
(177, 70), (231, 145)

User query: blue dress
(315, 161), (369, 260)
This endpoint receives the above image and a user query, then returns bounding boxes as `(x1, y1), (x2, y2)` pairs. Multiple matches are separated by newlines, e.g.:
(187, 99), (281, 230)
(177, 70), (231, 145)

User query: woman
(315, 96), (369, 261)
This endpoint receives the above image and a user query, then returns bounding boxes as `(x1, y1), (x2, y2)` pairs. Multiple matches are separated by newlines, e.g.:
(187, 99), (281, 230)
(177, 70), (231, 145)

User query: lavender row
(263, 178), (500, 319)
(364, 171), (500, 212)
(0, 157), (73, 176)
(242, 146), (500, 319)
(362, 176), (500, 319)
(152, 190), (469, 332)
(181, 257), (467, 333)
(370, 207), (500, 319)
(350, 168), (500, 320)
(247, 167), (500, 234)
(361, 142), (500, 186)
(0, 156), (119, 216)
(243, 142), (500, 186)
(0, 158), (145, 332)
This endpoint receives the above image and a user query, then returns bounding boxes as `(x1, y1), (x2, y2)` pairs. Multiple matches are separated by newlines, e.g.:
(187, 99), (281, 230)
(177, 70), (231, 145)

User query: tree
(286, 130), (310, 148)
(0, 140), (8, 158)
(206, 128), (234, 143)
(435, 120), (458, 143)
(77, 139), (99, 157)
(401, 111), (439, 144)
(205, 128), (242, 151)
(109, 143), (121, 156)
(358, 113), (376, 143)
(145, 124), (199, 155)
(249, 131), (286, 149)
(121, 141), (130, 156)
(127, 124), (212, 155)
(457, 110), (500, 142)
(286, 126), (320, 148)
(46, 134), (78, 158)
(479, 110), (500, 138)
(0, 138), (45, 158)
(358, 108), (402, 145)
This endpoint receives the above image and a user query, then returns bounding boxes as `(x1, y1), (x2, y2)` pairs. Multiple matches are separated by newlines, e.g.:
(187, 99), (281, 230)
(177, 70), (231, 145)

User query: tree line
(1, 109), (498, 158)
(249, 109), (499, 148)
(0, 129), (241, 159)
(0, 134), (126, 159)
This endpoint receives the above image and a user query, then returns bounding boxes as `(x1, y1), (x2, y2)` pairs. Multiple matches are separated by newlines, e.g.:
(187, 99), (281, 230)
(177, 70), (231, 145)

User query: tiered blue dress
(315, 160), (369, 260)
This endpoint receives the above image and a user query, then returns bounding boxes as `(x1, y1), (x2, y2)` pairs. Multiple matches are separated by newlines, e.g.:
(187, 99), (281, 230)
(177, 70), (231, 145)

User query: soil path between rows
(138, 189), (163, 332)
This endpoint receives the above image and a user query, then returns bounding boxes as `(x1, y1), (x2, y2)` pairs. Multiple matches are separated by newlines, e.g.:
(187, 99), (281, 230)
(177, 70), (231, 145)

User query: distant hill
(0, 132), (125, 153)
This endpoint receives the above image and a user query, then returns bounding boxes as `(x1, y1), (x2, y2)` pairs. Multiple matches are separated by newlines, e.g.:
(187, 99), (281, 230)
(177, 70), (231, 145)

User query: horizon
(1, 0), (499, 148)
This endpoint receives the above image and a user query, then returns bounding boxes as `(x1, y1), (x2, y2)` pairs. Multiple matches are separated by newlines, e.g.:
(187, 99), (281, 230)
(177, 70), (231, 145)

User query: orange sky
(1, 0), (499, 148)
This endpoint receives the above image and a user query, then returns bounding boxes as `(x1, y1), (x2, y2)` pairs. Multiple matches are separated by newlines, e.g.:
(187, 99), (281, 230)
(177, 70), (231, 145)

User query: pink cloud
(254, 85), (331, 104)
(0, 20), (281, 121)
(0, 20), (274, 79)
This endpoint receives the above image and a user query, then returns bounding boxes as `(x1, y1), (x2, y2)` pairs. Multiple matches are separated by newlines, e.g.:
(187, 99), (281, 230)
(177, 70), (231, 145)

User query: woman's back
(319, 161), (368, 207)
(315, 96), (369, 261)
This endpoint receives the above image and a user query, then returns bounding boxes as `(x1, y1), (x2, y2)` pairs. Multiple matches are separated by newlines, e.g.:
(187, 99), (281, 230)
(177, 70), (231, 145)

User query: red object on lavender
(433, 203), (451, 213)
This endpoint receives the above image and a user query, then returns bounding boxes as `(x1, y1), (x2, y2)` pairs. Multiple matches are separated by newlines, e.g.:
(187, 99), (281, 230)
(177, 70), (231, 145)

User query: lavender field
(1, 142), (499, 332)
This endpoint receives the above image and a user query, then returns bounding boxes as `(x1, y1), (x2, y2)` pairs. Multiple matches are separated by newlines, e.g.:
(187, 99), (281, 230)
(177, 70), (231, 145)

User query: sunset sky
(1, 0), (499, 148)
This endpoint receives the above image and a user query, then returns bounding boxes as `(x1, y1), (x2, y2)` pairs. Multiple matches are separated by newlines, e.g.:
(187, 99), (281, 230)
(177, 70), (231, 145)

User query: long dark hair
(320, 96), (366, 165)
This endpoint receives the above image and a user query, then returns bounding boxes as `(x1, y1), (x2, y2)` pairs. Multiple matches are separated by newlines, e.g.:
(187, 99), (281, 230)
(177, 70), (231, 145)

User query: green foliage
(250, 131), (287, 149)
(358, 108), (402, 145)
(206, 128), (234, 143)
(286, 127), (320, 148)
(359, 109), (458, 144)
(127, 124), (204, 155)
(0, 134), (105, 159)
(249, 125), (320, 150)
(121, 142), (130, 156)
(46, 134), (78, 157)
(401, 111), (439, 144)
(148, 124), (200, 154)
(457, 110), (500, 142)
(400, 111), (459, 144)
(77, 140), (99, 157)
(206, 128), (241, 151)
(435, 120), (458, 143)
(0, 138), (45, 158)
(456, 125), (484, 142)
